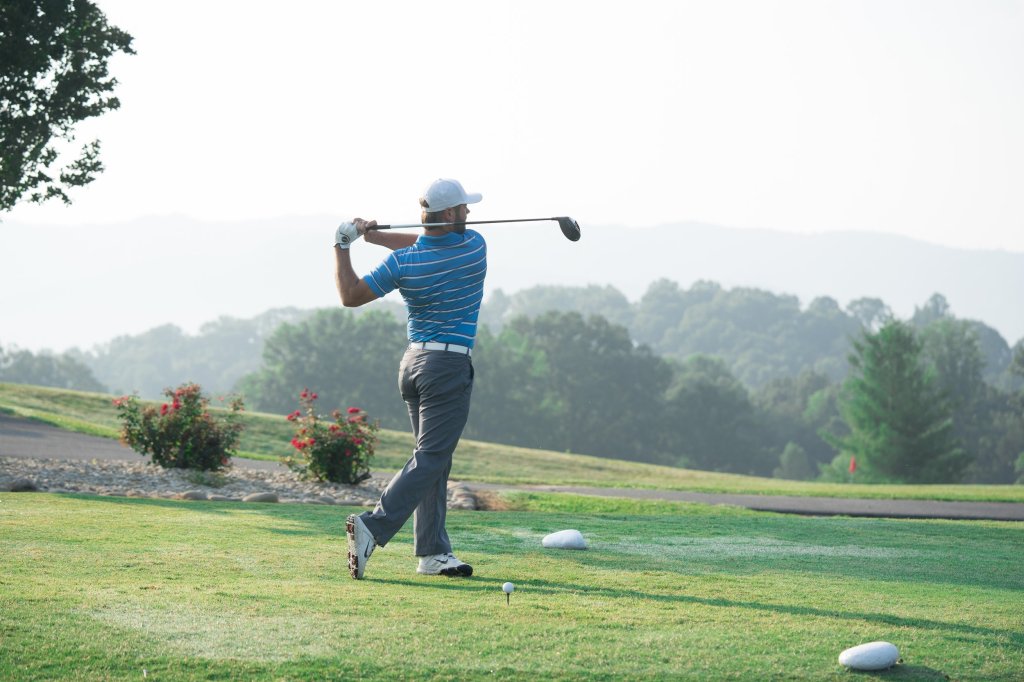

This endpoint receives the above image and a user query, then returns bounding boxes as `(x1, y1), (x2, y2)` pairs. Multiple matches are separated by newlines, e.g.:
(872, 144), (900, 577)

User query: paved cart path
(3, 413), (1023, 521)
(0, 413), (285, 471)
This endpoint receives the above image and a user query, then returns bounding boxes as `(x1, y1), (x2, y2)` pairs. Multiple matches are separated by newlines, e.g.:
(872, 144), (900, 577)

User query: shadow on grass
(847, 665), (949, 680)
(457, 511), (1024, 592)
(372, 577), (490, 593)
(514, 577), (1024, 646)
(56, 495), (1024, 595)
(59, 493), (352, 539)
(369, 572), (1015, 639)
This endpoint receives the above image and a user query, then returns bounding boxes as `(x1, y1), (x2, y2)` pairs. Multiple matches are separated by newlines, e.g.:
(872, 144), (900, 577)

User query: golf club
(368, 216), (582, 242)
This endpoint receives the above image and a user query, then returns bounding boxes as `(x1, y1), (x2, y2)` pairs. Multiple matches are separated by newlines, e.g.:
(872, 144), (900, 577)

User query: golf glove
(334, 221), (361, 249)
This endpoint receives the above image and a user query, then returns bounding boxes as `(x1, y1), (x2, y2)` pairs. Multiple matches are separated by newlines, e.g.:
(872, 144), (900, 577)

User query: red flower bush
(284, 389), (377, 484)
(113, 382), (244, 471)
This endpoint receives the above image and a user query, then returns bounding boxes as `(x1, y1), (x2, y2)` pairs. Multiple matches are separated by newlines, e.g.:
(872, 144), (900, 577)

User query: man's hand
(334, 221), (361, 249)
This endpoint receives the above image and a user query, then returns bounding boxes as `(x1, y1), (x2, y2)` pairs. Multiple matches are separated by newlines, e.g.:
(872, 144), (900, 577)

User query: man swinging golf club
(334, 178), (485, 580)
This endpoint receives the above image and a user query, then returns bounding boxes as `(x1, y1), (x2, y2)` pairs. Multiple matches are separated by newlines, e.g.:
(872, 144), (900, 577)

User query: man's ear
(439, 208), (458, 225)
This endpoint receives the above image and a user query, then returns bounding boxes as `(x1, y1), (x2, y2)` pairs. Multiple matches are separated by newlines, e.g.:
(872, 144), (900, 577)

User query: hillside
(3, 382), (1023, 503)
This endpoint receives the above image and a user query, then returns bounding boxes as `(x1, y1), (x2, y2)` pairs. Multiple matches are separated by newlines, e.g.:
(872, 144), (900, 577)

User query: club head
(555, 217), (581, 242)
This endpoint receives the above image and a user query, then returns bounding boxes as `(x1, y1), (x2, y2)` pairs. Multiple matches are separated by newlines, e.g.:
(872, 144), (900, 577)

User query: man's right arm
(334, 220), (379, 308)
(334, 247), (378, 307)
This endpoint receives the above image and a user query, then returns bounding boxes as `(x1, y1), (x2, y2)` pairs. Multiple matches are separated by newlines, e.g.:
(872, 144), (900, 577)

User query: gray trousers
(359, 348), (474, 556)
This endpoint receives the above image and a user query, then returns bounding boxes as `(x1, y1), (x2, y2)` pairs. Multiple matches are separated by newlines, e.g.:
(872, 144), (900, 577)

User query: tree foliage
(829, 320), (969, 483)
(70, 308), (315, 397)
(237, 309), (409, 428)
(0, 342), (105, 391)
(773, 442), (814, 480)
(662, 355), (771, 474)
(1, 0), (134, 209)
(480, 285), (634, 333)
(469, 311), (671, 462)
(754, 370), (843, 476)
(10, 277), (1021, 483)
(584, 280), (863, 387)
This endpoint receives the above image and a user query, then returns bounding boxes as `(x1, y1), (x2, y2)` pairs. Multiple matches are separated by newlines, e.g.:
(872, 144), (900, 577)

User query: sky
(3, 0), (1023, 352)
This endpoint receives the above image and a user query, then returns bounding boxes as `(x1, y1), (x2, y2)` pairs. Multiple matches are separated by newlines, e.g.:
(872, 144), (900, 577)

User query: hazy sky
(3, 1), (1023, 351)
(7, 0), (1024, 245)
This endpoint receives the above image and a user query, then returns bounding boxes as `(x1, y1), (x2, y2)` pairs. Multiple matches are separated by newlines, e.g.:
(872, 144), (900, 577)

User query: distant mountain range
(481, 221), (1024, 345)
(3, 216), (1021, 351)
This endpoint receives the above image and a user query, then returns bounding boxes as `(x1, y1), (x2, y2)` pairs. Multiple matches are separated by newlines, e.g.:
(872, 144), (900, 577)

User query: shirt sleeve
(364, 253), (400, 298)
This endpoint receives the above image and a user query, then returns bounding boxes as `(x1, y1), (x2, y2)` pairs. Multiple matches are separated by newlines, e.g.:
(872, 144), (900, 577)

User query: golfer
(334, 178), (486, 580)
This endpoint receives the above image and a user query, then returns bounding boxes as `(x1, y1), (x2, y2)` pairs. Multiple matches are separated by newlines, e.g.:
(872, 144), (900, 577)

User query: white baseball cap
(420, 178), (482, 213)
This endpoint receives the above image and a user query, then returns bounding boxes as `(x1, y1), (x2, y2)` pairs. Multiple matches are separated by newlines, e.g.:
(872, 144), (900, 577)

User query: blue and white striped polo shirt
(363, 229), (487, 348)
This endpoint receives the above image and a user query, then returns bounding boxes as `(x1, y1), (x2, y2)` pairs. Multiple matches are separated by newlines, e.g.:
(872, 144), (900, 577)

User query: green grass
(3, 382), (1024, 503)
(2, 492), (1022, 680)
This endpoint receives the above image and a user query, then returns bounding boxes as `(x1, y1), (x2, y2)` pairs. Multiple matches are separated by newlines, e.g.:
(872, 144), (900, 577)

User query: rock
(243, 492), (279, 503)
(839, 642), (899, 671)
(542, 529), (588, 550)
(7, 478), (38, 492)
(179, 490), (208, 501)
(450, 494), (477, 510)
(207, 495), (233, 502)
(317, 495), (337, 505)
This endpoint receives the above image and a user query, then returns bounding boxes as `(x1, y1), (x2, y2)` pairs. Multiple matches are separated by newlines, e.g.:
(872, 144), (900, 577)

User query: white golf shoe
(416, 552), (473, 577)
(346, 514), (376, 580)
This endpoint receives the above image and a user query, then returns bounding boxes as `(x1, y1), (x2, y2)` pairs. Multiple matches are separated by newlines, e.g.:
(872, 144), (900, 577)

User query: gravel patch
(0, 456), (478, 509)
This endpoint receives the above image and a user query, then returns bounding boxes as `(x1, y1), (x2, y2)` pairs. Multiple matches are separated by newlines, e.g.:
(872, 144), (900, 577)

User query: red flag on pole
(848, 455), (857, 474)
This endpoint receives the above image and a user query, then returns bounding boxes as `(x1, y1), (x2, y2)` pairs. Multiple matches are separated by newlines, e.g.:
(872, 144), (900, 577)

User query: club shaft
(370, 217), (559, 230)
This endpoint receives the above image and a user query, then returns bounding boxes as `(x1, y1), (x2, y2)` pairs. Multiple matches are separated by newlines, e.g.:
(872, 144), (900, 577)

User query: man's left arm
(364, 229), (418, 251)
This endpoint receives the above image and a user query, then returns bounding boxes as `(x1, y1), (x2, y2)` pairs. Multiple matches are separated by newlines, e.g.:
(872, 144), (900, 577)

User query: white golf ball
(502, 582), (515, 594)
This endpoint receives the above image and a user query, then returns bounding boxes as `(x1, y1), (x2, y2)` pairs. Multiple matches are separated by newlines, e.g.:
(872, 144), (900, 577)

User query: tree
(655, 284), (860, 387)
(846, 297), (892, 332)
(0, 342), (106, 391)
(631, 278), (692, 347)
(478, 284), (633, 333)
(829, 320), (968, 483)
(498, 311), (672, 461)
(662, 355), (771, 474)
(753, 370), (840, 474)
(237, 309), (409, 428)
(1, 0), (134, 209)
(919, 319), (986, 423)
(910, 293), (952, 328)
(71, 307), (325, 398)
(464, 326), (563, 450)
(773, 442), (815, 480)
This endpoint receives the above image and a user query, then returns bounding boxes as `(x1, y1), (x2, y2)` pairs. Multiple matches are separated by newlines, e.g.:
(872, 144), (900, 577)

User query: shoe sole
(417, 564), (473, 577)
(346, 514), (362, 580)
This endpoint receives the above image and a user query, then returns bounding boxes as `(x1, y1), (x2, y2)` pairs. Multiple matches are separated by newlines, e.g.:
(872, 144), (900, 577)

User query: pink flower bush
(113, 382), (244, 471)
(283, 389), (377, 484)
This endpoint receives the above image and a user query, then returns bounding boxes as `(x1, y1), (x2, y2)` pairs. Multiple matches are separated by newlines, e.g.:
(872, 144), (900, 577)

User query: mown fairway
(2, 492), (1022, 681)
